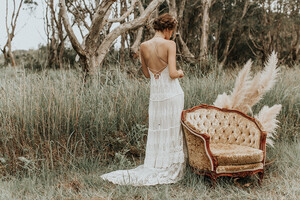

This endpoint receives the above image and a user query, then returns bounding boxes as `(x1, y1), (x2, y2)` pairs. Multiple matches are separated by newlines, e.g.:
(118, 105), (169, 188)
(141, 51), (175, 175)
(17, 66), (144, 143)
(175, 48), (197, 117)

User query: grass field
(0, 64), (299, 199)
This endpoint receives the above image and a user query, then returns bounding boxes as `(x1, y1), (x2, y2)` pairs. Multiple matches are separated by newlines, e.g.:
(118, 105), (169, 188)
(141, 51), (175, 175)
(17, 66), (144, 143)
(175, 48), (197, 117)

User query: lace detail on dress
(100, 42), (187, 186)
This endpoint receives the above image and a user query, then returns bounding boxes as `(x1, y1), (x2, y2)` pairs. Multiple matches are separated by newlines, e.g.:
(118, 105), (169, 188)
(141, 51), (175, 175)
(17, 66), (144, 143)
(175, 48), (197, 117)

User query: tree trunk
(219, 28), (235, 68)
(199, 0), (212, 66)
(130, 1), (144, 58)
(1, 48), (8, 65)
(120, 0), (126, 67)
(49, 0), (58, 68)
(57, 8), (65, 68)
(7, 34), (16, 67)
(213, 22), (221, 60)
(96, 0), (164, 67)
(4, 0), (24, 67)
(60, 0), (163, 78)
(167, 0), (195, 63)
(219, 0), (249, 68)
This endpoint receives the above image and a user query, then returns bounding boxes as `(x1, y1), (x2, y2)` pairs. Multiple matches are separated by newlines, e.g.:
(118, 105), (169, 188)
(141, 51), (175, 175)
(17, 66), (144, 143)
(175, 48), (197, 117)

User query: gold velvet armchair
(181, 104), (267, 184)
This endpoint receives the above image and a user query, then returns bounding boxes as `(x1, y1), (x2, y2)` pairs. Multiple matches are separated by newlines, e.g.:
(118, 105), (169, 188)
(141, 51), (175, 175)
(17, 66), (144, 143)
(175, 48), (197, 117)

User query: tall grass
(0, 64), (299, 174)
(0, 64), (299, 199)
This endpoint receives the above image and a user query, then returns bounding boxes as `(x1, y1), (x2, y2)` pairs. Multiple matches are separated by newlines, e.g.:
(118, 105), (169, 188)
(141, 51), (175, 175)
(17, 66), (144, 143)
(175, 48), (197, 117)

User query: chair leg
(210, 174), (217, 188)
(258, 172), (264, 185)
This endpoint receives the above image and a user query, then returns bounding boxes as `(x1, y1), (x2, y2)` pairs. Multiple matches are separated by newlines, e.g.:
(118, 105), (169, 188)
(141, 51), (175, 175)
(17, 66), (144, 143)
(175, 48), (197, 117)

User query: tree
(1, 0), (38, 67)
(167, 0), (195, 63)
(245, 0), (300, 66)
(2, 0), (23, 66)
(199, 0), (215, 66)
(219, 0), (249, 68)
(45, 0), (66, 69)
(59, 0), (165, 80)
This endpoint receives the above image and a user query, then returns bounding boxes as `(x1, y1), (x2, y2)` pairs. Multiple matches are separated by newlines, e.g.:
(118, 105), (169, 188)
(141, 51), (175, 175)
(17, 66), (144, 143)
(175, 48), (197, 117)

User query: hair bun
(153, 13), (177, 32)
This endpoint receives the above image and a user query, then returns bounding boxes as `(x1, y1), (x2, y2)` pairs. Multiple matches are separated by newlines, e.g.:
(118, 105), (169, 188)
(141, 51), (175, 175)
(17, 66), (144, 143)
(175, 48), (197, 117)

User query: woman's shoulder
(141, 39), (174, 49)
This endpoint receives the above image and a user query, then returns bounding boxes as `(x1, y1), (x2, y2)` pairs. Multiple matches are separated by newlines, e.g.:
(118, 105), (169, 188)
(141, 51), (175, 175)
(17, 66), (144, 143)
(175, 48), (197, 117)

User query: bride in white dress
(100, 13), (187, 186)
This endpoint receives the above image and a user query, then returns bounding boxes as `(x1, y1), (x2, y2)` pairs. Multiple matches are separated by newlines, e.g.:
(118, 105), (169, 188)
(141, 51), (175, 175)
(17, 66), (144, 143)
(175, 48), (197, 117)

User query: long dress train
(100, 43), (187, 186)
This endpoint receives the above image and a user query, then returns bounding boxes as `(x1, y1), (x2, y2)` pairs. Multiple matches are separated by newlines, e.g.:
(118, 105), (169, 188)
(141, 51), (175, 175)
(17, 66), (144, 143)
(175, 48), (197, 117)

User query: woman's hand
(178, 69), (184, 78)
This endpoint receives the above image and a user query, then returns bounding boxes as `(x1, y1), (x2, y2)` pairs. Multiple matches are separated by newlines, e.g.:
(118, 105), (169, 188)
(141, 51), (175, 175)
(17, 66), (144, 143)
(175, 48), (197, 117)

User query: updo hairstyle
(152, 13), (178, 32)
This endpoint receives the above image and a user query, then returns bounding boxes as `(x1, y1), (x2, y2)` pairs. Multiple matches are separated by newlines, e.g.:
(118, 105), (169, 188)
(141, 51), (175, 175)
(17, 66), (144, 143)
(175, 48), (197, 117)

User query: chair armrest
(181, 120), (218, 171)
(260, 131), (267, 165)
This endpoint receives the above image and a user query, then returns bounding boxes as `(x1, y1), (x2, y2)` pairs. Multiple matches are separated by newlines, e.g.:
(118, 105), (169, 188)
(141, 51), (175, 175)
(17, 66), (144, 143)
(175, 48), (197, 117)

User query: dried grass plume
(255, 104), (282, 147)
(213, 51), (281, 147)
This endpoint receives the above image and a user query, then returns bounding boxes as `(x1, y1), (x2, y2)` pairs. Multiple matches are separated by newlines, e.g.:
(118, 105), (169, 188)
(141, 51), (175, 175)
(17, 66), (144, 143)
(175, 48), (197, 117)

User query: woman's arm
(168, 41), (184, 79)
(140, 44), (150, 78)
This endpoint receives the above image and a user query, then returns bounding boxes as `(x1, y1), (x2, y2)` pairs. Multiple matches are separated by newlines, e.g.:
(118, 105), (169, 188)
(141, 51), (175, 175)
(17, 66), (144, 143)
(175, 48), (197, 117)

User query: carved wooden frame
(181, 104), (267, 185)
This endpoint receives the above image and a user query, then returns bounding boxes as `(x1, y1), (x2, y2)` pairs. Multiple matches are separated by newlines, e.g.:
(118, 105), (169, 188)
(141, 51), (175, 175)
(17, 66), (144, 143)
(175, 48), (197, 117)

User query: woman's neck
(153, 32), (165, 39)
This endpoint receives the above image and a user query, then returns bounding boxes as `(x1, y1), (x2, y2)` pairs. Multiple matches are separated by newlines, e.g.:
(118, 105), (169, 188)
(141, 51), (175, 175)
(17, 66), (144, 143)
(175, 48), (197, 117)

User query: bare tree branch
(108, 0), (138, 23)
(130, 0), (145, 57)
(59, 0), (85, 56)
(85, 0), (116, 50)
(96, 0), (165, 65)
(66, 1), (91, 30)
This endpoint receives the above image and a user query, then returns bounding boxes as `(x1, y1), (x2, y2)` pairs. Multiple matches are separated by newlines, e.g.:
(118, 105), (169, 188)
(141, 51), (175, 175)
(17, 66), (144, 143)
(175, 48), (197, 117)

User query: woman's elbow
(169, 72), (178, 79)
(143, 72), (150, 78)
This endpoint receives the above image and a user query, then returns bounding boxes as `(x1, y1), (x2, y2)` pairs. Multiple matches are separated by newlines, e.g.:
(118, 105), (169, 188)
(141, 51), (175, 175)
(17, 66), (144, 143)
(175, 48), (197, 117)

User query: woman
(100, 13), (187, 186)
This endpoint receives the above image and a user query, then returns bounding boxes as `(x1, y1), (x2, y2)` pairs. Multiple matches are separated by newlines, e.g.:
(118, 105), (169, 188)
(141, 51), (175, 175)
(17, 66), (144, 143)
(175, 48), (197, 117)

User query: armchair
(181, 104), (267, 184)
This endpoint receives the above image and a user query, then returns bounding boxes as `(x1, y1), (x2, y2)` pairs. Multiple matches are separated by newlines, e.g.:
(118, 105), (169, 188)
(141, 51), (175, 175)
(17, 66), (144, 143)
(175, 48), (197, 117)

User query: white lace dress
(100, 54), (187, 186)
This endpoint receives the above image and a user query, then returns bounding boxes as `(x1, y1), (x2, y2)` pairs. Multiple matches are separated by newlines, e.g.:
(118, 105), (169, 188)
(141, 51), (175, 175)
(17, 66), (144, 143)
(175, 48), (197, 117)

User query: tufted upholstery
(185, 108), (262, 149)
(181, 104), (267, 183)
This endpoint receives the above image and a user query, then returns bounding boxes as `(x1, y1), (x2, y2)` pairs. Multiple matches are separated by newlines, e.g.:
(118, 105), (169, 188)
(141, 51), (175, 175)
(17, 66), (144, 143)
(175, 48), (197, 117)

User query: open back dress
(100, 40), (187, 186)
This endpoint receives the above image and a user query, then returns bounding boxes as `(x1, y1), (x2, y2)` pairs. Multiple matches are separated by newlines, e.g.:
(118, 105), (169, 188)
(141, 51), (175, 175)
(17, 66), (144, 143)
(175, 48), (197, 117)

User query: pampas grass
(229, 60), (253, 109)
(255, 104), (282, 147)
(214, 51), (280, 114)
(213, 51), (282, 147)
(239, 51), (280, 114)
(213, 60), (252, 109)
(213, 92), (231, 109)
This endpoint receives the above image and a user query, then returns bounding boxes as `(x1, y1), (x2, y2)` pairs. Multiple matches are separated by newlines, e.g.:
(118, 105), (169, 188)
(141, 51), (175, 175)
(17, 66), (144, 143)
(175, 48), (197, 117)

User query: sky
(0, 0), (49, 50)
(0, 0), (122, 52)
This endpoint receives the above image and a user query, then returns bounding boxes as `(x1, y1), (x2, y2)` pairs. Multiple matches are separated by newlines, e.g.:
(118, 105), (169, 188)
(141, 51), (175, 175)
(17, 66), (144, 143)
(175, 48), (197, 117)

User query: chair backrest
(183, 105), (263, 149)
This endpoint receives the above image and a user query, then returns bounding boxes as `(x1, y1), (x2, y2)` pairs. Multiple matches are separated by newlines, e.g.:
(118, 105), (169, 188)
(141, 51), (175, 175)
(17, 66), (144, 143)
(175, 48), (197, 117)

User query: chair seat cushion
(210, 143), (263, 165)
(216, 163), (263, 174)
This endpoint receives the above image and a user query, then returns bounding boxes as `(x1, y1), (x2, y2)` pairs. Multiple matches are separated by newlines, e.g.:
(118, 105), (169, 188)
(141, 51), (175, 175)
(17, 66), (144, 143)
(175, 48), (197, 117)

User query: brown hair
(152, 13), (178, 32)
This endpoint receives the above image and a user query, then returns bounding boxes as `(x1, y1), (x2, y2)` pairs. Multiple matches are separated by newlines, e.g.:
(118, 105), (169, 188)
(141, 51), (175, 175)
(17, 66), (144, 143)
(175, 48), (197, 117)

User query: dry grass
(0, 140), (299, 199)
(0, 64), (299, 199)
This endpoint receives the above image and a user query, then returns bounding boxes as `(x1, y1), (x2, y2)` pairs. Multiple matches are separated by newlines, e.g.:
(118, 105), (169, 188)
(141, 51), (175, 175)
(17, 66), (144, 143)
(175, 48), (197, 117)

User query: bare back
(141, 38), (170, 74)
